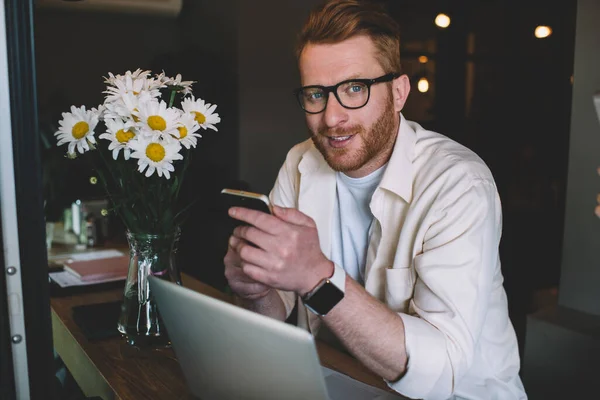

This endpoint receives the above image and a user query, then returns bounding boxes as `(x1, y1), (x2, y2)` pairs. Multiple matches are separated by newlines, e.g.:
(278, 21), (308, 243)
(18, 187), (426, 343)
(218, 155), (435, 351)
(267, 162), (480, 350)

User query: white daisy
(99, 118), (137, 160)
(128, 135), (183, 179)
(103, 91), (152, 123)
(173, 111), (202, 149)
(54, 105), (99, 155)
(158, 72), (195, 95)
(181, 96), (221, 131)
(134, 98), (181, 140)
(142, 75), (165, 94)
(103, 68), (150, 86)
(103, 70), (162, 103)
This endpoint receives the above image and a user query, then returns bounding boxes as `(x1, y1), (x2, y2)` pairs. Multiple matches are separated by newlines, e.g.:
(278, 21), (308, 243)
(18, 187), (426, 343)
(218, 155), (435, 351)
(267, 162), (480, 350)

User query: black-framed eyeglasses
(293, 72), (400, 114)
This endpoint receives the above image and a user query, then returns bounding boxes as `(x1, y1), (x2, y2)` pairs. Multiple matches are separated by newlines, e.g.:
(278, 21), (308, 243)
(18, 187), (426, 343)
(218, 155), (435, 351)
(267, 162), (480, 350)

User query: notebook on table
(63, 255), (129, 282)
(149, 276), (404, 400)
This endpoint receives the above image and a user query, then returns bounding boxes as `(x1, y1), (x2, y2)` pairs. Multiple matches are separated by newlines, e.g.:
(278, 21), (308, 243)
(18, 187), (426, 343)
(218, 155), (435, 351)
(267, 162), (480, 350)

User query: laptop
(149, 276), (404, 400)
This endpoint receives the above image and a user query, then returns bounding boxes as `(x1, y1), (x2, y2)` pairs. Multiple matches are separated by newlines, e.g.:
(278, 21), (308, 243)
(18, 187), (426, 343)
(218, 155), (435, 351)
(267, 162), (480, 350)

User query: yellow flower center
(177, 126), (188, 139)
(132, 109), (140, 122)
(71, 121), (89, 139)
(193, 111), (206, 125)
(147, 115), (166, 131)
(116, 129), (135, 143)
(146, 143), (165, 162)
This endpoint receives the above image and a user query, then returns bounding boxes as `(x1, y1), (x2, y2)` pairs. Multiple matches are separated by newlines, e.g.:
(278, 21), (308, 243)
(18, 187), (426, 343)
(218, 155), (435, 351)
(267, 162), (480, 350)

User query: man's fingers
(228, 279), (269, 295)
(232, 224), (277, 251)
(224, 239), (273, 299)
(228, 207), (281, 234)
(229, 235), (241, 251)
(234, 236), (282, 271)
(240, 289), (272, 301)
(242, 263), (273, 286)
(225, 263), (257, 284)
(272, 205), (316, 228)
(227, 272), (271, 299)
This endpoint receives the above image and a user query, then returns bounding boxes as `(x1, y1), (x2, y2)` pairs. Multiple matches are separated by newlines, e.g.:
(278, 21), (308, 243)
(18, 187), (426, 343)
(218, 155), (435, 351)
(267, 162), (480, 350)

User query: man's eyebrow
(333, 73), (364, 83)
(343, 73), (362, 80)
(302, 73), (365, 87)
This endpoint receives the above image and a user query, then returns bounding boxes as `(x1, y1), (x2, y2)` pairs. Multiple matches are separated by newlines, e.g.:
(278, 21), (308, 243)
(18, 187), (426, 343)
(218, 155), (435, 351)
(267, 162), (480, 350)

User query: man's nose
(323, 92), (348, 128)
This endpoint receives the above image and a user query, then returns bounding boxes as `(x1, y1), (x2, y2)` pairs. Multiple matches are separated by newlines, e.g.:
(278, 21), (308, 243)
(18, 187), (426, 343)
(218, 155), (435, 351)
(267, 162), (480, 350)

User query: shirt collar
(297, 113), (416, 203)
(298, 140), (324, 175)
(379, 113), (415, 203)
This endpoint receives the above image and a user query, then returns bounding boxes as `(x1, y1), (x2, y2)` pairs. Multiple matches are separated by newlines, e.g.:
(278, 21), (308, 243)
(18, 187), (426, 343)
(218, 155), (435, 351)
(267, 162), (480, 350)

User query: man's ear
(392, 74), (410, 112)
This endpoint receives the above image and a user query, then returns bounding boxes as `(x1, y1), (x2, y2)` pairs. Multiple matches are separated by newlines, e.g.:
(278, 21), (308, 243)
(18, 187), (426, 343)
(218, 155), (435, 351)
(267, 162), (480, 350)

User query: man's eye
(305, 91), (324, 101)
(349, 84), (365, 93)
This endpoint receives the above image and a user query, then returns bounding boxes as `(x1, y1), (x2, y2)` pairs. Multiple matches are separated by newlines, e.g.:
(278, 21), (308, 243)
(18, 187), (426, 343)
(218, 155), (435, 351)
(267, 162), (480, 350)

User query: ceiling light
(417, 77), (429, 93)
(418, 56), (429, 64)
(435, 13), (451, 29)
(534, 26), (552, 39)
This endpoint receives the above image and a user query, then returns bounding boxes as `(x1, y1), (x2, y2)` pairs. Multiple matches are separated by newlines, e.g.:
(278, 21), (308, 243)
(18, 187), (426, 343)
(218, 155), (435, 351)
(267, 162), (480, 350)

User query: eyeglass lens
(300, 81), (369, 113)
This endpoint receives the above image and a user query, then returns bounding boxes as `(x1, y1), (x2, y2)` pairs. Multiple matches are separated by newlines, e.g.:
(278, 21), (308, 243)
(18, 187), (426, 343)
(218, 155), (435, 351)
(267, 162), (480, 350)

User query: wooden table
(51, 273), (397, 399)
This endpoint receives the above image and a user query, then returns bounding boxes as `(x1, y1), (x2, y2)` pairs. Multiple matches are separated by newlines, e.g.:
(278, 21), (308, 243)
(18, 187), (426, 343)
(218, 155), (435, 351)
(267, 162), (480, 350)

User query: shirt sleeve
(386, 179), (502, 399)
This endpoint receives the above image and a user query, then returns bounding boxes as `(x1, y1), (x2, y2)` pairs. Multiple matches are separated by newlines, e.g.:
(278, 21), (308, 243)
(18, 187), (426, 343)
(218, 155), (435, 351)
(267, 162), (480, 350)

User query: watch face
(305, 280), (344, 316)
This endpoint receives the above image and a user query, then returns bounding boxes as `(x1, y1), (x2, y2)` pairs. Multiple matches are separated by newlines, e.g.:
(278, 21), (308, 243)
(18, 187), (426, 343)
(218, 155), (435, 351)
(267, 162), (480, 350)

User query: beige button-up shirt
(269, 115), (526, 400)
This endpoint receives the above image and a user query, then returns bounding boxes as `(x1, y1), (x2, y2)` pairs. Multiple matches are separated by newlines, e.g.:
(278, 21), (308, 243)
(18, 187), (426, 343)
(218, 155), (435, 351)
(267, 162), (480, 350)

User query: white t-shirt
(330, 165), (387, 286)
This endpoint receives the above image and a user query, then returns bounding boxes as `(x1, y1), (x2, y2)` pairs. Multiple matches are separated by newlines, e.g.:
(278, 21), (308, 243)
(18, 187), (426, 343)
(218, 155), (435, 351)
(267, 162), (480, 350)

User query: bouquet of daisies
(54, 69), (220, 234)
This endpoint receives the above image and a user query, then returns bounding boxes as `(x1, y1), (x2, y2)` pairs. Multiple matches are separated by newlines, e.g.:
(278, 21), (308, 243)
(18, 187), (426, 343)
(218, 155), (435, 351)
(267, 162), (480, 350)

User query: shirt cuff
(276, 289), (297, 320)
(385, 313), (451, 400)
(329, 262), (346, 293)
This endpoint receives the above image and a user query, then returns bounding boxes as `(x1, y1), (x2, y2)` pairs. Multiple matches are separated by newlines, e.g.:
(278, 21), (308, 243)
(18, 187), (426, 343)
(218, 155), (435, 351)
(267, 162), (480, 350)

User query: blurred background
(34, 1), (592, 395)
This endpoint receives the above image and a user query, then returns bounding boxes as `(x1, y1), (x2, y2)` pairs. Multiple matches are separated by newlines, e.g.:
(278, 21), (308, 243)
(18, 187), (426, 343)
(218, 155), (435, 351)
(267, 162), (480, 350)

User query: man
(224, 0), (526, 399)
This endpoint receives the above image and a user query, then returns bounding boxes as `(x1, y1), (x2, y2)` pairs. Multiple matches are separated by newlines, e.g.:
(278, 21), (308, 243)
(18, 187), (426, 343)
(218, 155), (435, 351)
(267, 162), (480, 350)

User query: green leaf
(170, 176), (179, 197)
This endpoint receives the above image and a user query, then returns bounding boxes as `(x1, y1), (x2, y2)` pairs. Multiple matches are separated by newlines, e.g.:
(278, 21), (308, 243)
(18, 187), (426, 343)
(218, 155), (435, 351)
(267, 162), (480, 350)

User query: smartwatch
(302, 263), (346, 316)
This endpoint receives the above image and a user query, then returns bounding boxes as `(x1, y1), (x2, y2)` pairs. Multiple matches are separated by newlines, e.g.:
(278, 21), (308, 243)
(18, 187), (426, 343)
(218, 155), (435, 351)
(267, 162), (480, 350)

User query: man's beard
(311, 95), (397, 174)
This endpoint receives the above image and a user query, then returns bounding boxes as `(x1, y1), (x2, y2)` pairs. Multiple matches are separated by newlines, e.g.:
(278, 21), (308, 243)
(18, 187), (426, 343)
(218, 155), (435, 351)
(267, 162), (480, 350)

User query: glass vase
(117, 228), (182, 347)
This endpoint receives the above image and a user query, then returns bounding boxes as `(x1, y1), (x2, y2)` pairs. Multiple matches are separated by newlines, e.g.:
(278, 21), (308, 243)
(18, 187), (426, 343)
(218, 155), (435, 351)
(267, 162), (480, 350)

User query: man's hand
(224, 237), (272, 300)
(228, 205), (333, 296)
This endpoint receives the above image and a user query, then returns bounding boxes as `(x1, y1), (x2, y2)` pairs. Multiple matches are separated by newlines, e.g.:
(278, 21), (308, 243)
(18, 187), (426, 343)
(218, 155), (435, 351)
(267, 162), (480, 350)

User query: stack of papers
(49, 249), (129, 288)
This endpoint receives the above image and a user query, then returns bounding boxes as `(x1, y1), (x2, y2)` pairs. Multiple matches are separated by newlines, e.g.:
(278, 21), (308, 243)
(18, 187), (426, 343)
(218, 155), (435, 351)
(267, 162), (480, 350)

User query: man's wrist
(301, 263), (346, 316)
(328, 263), (346, 294)
(300, 260), (335, 297)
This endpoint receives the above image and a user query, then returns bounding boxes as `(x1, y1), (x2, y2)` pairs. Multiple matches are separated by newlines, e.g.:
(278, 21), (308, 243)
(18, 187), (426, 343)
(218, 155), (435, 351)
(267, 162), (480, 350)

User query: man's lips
(328, 135), (352, 141)
(326, 134), (354, 148)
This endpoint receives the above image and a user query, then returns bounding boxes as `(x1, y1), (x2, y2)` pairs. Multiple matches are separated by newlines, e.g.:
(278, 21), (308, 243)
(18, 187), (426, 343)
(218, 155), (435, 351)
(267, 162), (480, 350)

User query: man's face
(298, 35), (408, 178)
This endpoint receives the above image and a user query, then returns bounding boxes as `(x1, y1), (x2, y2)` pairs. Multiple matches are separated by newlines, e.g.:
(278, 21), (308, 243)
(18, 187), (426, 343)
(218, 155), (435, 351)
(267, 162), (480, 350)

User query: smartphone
(221, 188), (273, 218)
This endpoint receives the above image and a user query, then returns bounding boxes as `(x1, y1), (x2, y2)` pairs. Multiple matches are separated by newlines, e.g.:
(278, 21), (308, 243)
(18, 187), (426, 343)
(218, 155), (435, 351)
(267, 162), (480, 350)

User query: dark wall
(237, 0), (323, 195)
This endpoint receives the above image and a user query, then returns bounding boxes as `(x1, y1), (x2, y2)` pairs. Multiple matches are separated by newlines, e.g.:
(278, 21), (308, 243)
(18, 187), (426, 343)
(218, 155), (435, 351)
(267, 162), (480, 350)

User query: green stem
(94, 141), (124, 192)
(168, 89), (177, 108)
(88, 150), (130, 231)
(175, 149), (192, 203)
